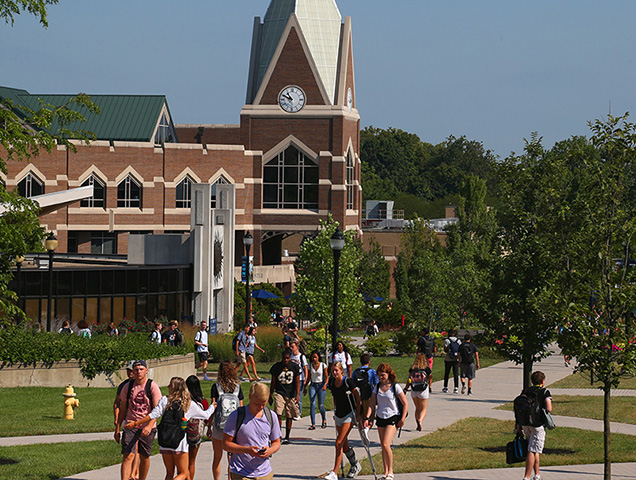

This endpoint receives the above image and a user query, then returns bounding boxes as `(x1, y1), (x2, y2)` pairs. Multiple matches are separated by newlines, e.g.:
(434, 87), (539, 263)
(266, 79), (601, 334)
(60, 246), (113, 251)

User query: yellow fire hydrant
(63, 385), (80, 420)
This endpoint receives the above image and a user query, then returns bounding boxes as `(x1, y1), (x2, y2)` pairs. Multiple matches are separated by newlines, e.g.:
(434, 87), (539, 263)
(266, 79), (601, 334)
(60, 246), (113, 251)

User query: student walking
(363, 363), (408, 480)
(351, 353), (378, 424)
(209, 361), (244, 480)
(324, 361), (363, 480)
(458, 333), (480, 395)
(404, 354), (431, 431)
(515, 371), (553, 480)
(185, 375), (209, 480)
(305, 351), (328, 429)
(194, 321), (211, 381)
(236, 324), (256, 382)
(442, 329), (461, 393)
(245, 326), (265, 381)
(124, 377), (214, 480)
(416, 329), (436, 390)
(329, 341), (353, 377)
(269, 349), (301, 444)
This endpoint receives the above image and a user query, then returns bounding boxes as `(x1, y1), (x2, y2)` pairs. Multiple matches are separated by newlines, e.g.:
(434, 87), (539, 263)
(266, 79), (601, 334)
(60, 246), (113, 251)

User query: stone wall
(0, 353), (195, 388)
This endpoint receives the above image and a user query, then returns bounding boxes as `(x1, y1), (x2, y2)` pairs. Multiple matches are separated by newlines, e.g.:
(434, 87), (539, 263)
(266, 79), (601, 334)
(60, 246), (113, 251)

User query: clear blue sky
(2, 0), (635, 157)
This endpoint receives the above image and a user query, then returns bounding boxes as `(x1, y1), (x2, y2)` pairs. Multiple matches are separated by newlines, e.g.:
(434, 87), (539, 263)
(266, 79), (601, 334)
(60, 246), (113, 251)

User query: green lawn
(550, 371), (636, 390)
(361, 417), (636, 475)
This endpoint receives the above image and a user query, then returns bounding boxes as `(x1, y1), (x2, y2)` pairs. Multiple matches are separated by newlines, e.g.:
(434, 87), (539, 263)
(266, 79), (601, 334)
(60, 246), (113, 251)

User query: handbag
(542, 408), (556, 430)
(505, 434), (528, 464)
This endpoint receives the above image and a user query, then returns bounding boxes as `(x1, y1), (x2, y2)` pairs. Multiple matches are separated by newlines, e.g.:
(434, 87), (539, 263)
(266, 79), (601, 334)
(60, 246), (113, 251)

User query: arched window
(263, 145), (319, 210)
(17, 173), (45, 198)
(211, 176), (229, 208)
(80, 175), (106, 208)
(117, 175), (142, 208)
(176, 176), (193, 208)
(346, 151), (355, 210)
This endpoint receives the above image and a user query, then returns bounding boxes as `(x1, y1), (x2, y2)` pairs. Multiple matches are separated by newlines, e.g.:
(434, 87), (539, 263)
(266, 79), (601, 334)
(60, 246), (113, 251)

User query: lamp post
(45, 233), (58, 332)
(330, 228), (345, 354)
(244, 231), (253, 327)
(15, 255), (24, 312)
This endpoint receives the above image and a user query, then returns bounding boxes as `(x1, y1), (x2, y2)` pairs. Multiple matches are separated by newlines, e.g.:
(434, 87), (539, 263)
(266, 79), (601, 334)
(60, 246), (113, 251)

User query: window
(17, 173), (44, 198)
(117, 175), (142, 208)
(211, 176), (229, 208)
(263, 145), (319, 209)
(80, 175), (106, 208)
(346, 151), (355, 210)
(176, 176), (193, 208)
(154, 111), (176, 144)
(91, 232), (117, 255)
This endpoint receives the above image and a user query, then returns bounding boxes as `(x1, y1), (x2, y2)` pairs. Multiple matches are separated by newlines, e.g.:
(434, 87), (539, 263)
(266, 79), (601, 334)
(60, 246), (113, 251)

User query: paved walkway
(3, 347), (635, 479)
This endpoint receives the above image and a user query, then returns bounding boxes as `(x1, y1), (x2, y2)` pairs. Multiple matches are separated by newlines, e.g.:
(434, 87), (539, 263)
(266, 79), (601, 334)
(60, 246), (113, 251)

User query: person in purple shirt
(223, 382), (281, 480)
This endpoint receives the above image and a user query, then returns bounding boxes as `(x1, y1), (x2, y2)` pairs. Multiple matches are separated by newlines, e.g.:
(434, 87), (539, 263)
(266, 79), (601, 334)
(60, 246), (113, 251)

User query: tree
(292, 216), (364, 349)
(557, 114), (636, 480)
(1, 1), (99, 321)
(356, 238), (390, 302)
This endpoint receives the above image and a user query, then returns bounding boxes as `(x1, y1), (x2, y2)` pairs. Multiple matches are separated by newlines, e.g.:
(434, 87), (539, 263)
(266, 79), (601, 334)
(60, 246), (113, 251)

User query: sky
(2, 0), (636, 158)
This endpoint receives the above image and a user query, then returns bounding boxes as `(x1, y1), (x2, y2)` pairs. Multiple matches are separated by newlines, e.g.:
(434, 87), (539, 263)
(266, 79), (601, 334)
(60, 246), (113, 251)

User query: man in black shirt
(269, 349), (301, 445)
(458, 334), (480, 395)
(416, 329), (436, 391)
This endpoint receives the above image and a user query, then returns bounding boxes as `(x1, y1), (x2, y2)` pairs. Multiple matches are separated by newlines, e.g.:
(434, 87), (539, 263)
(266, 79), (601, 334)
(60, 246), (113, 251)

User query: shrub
(207, 332), (235, 362)
(391, 327), (418, 355)
(253, 325), (285, 362)
(364, 335), (392, 356)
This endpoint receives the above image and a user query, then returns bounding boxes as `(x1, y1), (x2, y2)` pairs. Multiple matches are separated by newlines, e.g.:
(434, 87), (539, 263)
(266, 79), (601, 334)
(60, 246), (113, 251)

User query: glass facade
(263, 145), (319, 209)
(10, 265), (192, 325)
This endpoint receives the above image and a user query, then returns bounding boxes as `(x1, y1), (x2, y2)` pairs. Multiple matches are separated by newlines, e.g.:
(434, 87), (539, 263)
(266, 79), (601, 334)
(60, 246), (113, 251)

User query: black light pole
(244, 231), (253, 327)
(15, 255), (24, 312)
(45, 233), (58, 332)
(330, 228), (345, 354)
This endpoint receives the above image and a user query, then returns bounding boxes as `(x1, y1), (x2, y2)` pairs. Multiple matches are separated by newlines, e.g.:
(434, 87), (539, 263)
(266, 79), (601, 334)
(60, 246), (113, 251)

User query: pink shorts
(428, 357), (434, 369)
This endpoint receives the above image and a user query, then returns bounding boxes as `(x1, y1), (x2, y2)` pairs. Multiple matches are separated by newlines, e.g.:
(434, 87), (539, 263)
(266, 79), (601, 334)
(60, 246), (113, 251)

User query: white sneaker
(347, 461), (362, 478)
(324, 471), (338, 480)
(453, 387), (459, 394)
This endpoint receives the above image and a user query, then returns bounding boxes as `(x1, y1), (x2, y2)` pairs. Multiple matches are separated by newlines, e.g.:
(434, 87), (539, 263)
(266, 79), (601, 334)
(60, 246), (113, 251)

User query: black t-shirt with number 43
(269, 361), (301, 398)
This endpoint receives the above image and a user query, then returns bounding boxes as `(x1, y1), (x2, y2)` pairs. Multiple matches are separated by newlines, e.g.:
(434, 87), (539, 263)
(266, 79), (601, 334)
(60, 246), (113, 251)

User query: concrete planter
(0, 353), (195, 388)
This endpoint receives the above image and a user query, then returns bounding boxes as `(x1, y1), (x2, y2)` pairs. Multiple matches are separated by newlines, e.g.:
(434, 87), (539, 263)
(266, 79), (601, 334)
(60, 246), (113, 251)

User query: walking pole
(346, 389), (378, 480)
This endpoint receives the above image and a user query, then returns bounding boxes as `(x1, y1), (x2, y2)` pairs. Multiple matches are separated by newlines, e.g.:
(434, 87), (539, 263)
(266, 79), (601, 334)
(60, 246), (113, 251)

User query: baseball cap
(132, 359), (147, 368)
(126, 360), (136, 370)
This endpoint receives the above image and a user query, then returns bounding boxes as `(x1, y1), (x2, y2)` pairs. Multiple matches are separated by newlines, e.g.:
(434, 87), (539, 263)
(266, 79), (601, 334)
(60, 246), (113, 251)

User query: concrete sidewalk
(5, 347), (635, 480)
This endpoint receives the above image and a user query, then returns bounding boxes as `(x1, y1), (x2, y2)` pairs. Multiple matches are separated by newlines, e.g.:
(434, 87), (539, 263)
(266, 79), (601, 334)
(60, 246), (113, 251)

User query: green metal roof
(0, 86), (172, 142)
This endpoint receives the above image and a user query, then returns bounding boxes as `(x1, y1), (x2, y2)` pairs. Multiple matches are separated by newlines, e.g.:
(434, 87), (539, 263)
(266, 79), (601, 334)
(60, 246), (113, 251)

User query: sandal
(321, 421), (327, 428)
(308, 425), (316, 430)
(386, 475), (394, 480)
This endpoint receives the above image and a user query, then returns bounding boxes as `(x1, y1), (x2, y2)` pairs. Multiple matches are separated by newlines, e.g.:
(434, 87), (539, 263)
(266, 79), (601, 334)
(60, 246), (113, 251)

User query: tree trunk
(522, 355), (533, 390)
(603, 386), (611, 480)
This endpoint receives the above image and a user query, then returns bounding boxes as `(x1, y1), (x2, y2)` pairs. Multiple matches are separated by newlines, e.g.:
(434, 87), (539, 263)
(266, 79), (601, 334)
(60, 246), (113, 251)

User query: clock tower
(239, 0), (361, 265)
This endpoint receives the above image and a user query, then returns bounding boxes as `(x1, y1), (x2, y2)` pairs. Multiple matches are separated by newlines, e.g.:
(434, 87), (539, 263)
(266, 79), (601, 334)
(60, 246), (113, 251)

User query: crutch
(346, 388), (378, 480)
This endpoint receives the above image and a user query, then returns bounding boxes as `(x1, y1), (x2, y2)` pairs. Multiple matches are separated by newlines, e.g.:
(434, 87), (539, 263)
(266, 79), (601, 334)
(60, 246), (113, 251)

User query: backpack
(175, 329), (185, 347)
(157, 401), (186, 449)
(513, 388), (543, 427)
(353, 366), (373, 400)
(126, 379), (157, 409)
(419, 336), (435, 357)
(213, 384), (241, 430)
(186, 402), (206, 445)
(233, 405), (274, 444)
(298, 338), (308, 356)
(447, 338), (460, 360)
(459, 343), (475, 364)
(409, 369), (429, 392)
(232, 333), (241, 352)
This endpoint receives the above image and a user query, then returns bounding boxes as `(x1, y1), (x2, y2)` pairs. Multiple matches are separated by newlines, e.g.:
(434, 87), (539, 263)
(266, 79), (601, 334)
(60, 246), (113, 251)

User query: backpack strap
(127, 378), (156, 409)
(233, 405), (247, 443)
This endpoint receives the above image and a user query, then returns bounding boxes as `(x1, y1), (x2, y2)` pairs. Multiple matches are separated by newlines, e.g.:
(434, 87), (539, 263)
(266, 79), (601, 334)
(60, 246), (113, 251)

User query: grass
(497, 395), (636, 425)
(360, 417), (636, 474)
(550, 371), (636, 390)
(0, 440), (160, 480)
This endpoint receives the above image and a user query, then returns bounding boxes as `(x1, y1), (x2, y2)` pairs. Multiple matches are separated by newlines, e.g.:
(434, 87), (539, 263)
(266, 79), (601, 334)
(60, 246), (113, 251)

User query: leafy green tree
(356, 238), (390, 301)
(292, 216), (364, 349)
(1, 1), (99, 321)
(557, 114), (636, 480)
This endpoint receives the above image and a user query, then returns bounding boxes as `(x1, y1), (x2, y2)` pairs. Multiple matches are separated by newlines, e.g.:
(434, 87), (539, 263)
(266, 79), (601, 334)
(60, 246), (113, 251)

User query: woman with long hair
(245, 326), (265, 381)
(323, 361), (362, 480)
(363, 363), (408, 480)
(209, 361), (244, 480)
(404, 353), (431, 431)
(185, 375), (209, 480)
(329, 341), (353, 377)
(305, 350), (328, 429)
(125, 377), (214, 480)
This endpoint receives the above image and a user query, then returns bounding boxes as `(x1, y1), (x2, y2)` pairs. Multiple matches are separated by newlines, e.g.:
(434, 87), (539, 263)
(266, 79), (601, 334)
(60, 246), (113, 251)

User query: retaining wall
(0, 353), (195, 388)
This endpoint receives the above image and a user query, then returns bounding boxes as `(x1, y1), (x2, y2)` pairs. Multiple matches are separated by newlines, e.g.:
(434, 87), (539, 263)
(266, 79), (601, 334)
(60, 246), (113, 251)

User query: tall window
(117, 175), (142, 208)
(263, 145), (319, 210)
(80, 175), (106, 208)
(211, 176), (229, 208)
(17, 173), (44, 198)
(154, 111), (176, 144)
(346, 151), (355, 210)
(176, 176), (193, 208)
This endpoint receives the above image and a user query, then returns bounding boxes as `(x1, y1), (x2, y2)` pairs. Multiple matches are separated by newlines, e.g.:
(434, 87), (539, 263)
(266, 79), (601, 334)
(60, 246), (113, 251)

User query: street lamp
(243, 231), (253, 327)
(15, 255), (24, 312)
(45, 232), (58, 332)
(330, 228), (345, 354)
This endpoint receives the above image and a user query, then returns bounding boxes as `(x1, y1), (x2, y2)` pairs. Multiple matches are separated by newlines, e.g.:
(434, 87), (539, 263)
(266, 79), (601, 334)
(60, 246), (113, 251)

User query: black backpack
(232, 333), (241, 352)
(447, 339), (460, 360)
(353, 367), (372, 400)
(175, 329), (185, 347)
(157, 401), (186, 449)
(409, 368), (429, 392)
(459, 343), (475, 364)
(513, 388), (542, 427)
(419, 336), (435, 357)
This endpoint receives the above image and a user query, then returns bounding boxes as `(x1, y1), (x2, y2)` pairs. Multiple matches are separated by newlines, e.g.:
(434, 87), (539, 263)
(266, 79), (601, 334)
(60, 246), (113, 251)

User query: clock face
(347, 87), (353, 112)
(279, 86), (306, 113)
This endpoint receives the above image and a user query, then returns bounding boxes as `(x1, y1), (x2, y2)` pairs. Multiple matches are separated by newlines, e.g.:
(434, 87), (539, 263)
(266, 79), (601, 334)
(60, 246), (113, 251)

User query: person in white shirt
(329, 341), (353, 377)
(194, 321), (210, 381)
(305, 351), (328, 429)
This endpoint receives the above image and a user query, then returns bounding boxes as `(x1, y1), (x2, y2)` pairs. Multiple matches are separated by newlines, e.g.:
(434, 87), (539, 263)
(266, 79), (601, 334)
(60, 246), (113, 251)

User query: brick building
(2, 0), (361, 282)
